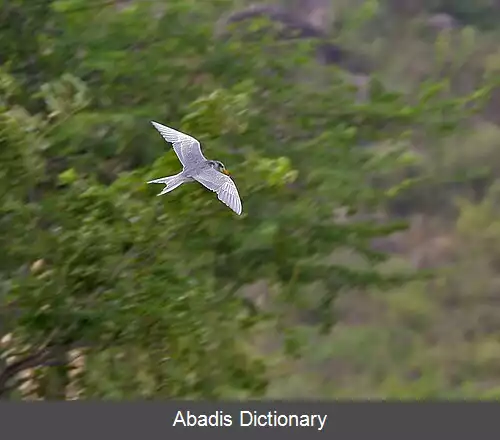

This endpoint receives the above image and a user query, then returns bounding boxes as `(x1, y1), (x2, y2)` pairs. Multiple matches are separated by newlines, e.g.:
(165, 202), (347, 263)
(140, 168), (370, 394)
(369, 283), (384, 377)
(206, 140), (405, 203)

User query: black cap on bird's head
(210, 160), (230, 175)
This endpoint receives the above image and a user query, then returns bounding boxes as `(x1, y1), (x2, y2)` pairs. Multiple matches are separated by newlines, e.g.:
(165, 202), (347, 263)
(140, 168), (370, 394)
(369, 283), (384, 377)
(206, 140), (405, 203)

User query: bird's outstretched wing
(193, 167), (243, 215)
(151, 121), (206, 167)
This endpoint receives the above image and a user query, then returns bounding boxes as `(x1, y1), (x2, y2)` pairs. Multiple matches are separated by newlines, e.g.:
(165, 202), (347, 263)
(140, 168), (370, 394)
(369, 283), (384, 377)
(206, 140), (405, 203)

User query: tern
(147, 121), (242, 215)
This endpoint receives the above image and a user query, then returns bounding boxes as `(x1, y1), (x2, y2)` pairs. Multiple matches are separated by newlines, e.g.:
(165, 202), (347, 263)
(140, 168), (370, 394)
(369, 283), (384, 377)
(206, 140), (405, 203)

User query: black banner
(0, 402), (495, 439)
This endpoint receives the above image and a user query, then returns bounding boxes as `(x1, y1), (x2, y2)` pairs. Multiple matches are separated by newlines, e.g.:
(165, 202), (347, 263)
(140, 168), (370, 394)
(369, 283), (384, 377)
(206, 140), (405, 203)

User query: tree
(0, 0), (490, 398)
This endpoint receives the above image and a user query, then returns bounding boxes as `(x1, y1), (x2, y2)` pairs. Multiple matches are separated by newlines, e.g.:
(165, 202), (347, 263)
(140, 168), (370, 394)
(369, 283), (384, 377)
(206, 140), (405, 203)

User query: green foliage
(435, 0), (500, 30)
(0, 0), (492, 399)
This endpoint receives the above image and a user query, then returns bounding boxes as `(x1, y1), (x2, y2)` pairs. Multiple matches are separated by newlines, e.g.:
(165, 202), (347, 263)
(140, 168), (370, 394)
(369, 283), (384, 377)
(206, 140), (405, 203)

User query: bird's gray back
(183, 159), (211, 177)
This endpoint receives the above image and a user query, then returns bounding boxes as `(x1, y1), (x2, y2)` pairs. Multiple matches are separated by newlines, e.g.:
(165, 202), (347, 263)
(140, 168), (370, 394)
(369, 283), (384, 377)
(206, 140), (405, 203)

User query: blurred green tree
(0, 0), (490, 398)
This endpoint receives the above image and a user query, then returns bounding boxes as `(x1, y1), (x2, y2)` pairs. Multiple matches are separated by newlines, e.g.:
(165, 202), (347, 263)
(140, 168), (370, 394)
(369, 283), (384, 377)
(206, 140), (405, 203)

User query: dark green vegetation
(1, 0), (499, 399)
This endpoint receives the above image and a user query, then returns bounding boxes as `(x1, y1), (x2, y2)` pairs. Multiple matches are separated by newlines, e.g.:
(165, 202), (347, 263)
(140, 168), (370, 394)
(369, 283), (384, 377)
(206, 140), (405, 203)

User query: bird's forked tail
(147, 173), (187, 196)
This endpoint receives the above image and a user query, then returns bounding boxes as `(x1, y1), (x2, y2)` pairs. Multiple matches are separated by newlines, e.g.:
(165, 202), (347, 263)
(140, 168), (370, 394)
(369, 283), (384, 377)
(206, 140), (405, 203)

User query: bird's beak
(223, 169), (231, 176)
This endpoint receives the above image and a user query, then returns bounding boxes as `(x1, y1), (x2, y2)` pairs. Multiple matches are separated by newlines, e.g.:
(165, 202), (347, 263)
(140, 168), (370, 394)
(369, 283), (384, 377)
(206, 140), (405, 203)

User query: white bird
(147, 121), (243, 215)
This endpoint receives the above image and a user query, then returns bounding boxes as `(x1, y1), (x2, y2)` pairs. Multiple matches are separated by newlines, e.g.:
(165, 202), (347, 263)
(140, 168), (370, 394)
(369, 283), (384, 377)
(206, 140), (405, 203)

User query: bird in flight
(147, 121), (243, 215)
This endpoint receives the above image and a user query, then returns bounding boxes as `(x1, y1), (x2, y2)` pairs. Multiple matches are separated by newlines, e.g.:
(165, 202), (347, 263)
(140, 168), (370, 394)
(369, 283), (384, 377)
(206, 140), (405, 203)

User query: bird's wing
(193, 167), (243, 215)
(151, 121), (206, 167)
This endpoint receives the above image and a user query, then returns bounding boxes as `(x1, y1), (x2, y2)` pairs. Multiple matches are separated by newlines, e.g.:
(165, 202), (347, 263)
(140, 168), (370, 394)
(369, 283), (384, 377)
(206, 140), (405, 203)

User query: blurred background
(1, 0), (500, 399)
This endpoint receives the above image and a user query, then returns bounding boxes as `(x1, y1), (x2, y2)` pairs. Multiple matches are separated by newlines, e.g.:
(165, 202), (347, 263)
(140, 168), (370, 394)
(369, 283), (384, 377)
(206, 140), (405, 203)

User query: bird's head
(210, 160), (230, 175)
